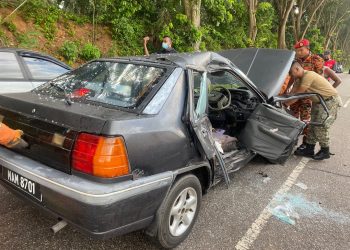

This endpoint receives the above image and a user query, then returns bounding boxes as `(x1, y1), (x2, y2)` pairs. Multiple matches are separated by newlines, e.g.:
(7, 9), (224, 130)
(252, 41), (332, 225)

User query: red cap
(294, 39), (310, 49)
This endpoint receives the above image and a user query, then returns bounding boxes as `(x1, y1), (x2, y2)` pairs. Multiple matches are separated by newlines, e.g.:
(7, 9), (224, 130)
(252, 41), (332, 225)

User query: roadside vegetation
(0, 0), (349, 68)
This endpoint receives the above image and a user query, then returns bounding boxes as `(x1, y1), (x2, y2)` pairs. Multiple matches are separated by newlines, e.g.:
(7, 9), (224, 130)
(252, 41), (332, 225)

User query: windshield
(36, 61), (166, 108)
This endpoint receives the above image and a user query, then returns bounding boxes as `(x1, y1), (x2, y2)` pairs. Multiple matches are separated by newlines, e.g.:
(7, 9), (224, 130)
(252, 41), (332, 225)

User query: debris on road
(269, 204), (298, 225)
(263, 177), (271, 184)
(258, 171), (268, 178)
(295, 182), (308, 190)
(269, 193), (350, 226)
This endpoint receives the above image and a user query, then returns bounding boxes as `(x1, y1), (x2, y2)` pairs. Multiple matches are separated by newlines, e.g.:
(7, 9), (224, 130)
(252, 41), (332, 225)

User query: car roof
(98, 51), (233, 70)
(0, 47), (71, 70)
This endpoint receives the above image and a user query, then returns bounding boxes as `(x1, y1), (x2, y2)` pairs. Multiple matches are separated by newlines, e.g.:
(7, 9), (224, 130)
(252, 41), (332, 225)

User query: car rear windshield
(37, 61), (166, 108)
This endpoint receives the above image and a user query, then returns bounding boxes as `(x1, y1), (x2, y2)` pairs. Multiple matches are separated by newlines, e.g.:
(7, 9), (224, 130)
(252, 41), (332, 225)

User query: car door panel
(239, 103), (305, 163)
(0, 81), (33, 94)
(186, 70), (216, 159)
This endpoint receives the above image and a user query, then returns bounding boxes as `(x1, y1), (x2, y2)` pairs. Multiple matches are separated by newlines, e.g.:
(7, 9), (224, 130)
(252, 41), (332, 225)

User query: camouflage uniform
(290, 53), (324, 134)
(306, 96), (340, 147)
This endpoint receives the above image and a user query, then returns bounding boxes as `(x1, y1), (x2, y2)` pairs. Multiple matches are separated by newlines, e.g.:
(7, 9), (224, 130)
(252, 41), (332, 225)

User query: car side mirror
(272, 93), (330, 126)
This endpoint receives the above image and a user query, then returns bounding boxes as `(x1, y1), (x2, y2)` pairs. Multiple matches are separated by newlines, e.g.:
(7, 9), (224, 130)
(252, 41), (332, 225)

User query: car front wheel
(156, 174), (202, 249)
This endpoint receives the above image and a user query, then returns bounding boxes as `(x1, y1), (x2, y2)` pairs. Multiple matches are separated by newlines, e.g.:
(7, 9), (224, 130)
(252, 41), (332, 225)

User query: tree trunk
(275, 0), (295, 49)
(278, 22), (287, 49)
(245, 0), (258, 44)
(183, 0), (201, 51)
(332, 30), (340, 52)
(300, 0), (326, 39)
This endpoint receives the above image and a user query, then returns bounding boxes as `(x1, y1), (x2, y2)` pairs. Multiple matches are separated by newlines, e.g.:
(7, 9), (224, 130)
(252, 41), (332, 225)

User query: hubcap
(169, 187), (198, 237)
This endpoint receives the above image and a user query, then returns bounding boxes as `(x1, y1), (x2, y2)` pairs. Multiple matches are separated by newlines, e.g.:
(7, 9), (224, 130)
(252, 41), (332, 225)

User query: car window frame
(207, 68), (265, 105)
(0, 51), (30, 81)
(20, 55), (69, 82)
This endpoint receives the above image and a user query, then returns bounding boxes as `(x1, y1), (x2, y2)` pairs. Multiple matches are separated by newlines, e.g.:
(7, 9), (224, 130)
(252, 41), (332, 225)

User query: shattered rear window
(36, 61), (166, 108)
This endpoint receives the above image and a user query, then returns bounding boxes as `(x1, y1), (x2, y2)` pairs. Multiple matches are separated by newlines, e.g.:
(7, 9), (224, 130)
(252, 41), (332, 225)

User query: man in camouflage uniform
(291, 39), (324, 153)
(287, 62), (340, 160)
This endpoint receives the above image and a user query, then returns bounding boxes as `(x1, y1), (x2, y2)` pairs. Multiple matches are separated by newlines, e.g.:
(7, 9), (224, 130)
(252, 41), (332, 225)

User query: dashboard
(208, 88), (259, 126)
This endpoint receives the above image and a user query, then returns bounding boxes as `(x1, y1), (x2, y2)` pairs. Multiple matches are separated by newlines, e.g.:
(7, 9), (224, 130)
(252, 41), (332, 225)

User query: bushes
(60, 41), (101, 64)
(17, 31), (40, 49)
(80, 43), (101, 60)
(3, 21), (17, 32)
(59, 41), (79, 64)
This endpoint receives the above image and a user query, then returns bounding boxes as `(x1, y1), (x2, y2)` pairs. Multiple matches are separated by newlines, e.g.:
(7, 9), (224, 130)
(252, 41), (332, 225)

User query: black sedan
(0, 49), (328, 248)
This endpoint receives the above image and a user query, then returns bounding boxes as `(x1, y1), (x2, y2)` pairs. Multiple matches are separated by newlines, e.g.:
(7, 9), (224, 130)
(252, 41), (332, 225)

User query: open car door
(239, 93), (330, 163)
(186, 68), (231, 185)
(239, 103), (305, 163)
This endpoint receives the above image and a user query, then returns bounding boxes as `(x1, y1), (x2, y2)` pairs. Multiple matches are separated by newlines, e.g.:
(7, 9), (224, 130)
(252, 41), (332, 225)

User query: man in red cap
(290, 39), (324, 153)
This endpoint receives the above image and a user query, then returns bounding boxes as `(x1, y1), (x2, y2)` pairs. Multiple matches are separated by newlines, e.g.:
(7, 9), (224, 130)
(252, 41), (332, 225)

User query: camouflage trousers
(290, 98), (312, 135)
(305, 96), (340, 147)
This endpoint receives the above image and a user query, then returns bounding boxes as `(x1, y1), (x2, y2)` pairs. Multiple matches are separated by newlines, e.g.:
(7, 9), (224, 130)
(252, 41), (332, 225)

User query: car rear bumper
(0, 147), (173, 238)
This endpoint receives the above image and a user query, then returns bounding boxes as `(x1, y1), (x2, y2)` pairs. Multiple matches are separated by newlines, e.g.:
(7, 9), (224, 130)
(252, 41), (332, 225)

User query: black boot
(296, 137), (307, 151)
(296, 143), (306, 151)
(294, 143), (315, 157)
(313, 147), (330, 160)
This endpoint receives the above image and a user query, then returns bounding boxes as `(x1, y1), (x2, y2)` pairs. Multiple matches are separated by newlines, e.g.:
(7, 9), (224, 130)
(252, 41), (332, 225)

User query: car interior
(193, 70), (260, 172)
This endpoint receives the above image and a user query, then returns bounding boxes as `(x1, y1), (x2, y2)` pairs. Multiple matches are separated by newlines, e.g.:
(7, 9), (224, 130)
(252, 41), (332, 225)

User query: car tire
(155, 174), (202, 249)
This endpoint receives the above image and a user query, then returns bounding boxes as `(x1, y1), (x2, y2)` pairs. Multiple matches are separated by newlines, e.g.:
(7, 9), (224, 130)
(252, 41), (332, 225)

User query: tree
(273, 0), (295, 49)
(292, 0), (327, 41)
(244, 0), (258, 44)
(319, 0), (350, 50)
(182, 0), (202, 50)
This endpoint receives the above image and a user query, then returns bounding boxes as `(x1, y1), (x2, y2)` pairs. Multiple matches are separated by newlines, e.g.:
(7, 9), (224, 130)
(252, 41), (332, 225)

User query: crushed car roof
(101, 49), (295, 98)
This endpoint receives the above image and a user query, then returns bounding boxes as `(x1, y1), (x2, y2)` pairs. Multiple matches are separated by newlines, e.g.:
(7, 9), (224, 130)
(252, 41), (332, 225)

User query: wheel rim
(169, 187), (198, 237)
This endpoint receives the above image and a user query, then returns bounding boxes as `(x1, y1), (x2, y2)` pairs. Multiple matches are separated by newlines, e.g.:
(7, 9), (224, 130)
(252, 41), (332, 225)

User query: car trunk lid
(0, 92), (137, 174)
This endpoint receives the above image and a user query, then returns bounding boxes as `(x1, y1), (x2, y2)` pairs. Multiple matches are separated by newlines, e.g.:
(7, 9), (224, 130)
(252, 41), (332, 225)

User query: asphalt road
(1, 73), (350, 250)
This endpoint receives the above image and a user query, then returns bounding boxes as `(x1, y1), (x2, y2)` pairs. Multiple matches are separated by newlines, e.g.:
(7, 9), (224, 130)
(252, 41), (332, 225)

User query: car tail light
(71, 88), (91, 98)
(72, 133), (130, 178)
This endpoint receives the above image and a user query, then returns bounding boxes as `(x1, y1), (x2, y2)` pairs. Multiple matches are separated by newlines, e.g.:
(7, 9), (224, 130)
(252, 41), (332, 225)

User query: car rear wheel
(155, 174), (202, 249)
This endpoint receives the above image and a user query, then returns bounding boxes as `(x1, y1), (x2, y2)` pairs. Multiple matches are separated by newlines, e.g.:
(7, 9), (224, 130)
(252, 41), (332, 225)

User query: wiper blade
(50, 83), (72, 105)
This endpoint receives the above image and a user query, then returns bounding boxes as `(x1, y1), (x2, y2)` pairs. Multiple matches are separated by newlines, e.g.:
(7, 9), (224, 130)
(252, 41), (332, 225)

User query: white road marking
(343, 98), (350, 108)
(235, 157), (310, 250)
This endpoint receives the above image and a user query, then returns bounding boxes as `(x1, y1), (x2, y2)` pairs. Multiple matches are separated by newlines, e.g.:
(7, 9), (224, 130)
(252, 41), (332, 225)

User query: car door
(187, 69), (216, 159)
(239, 102), (305, 163)
(0, 51), (33, 93)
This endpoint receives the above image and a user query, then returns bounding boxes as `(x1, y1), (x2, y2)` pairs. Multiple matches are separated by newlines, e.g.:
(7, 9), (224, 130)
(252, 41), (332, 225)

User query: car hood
(218, 48), (295, 98)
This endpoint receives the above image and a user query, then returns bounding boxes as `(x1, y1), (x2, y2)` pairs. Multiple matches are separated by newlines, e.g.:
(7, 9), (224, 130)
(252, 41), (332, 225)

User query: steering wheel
(208, 86), (231, 110)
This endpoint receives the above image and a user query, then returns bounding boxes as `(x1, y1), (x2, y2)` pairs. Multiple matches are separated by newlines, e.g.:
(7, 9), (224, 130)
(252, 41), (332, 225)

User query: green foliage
(3, 21), (17, 32)
(0, 30), (9, 47)
(255, 2), (277, 48)
(305, 28), (325, 54)
(22, 0), (60, 40)
(201, 0), (249, 50)
(80, 43), (101, 60)
(159, 14), (201, 52)
(59, 41), (79, 64)
(63, 12), (88, 25)
(17, 31), (40, 49)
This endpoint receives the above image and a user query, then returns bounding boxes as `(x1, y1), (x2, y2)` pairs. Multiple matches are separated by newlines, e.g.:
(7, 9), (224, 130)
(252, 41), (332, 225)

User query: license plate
(2, 167), (42, 202)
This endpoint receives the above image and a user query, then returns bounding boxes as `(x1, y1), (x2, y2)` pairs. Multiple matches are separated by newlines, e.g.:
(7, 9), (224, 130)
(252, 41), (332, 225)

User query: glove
(8, 138), (29, 150)
(0, 123), (28, 149)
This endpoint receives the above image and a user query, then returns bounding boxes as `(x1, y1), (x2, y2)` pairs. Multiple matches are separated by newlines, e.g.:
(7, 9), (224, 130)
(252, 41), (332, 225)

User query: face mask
(162, 42), (169, 49)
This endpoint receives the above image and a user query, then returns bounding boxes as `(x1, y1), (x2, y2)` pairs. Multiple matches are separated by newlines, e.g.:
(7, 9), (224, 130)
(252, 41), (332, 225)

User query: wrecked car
(0, 49), (328, 248)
